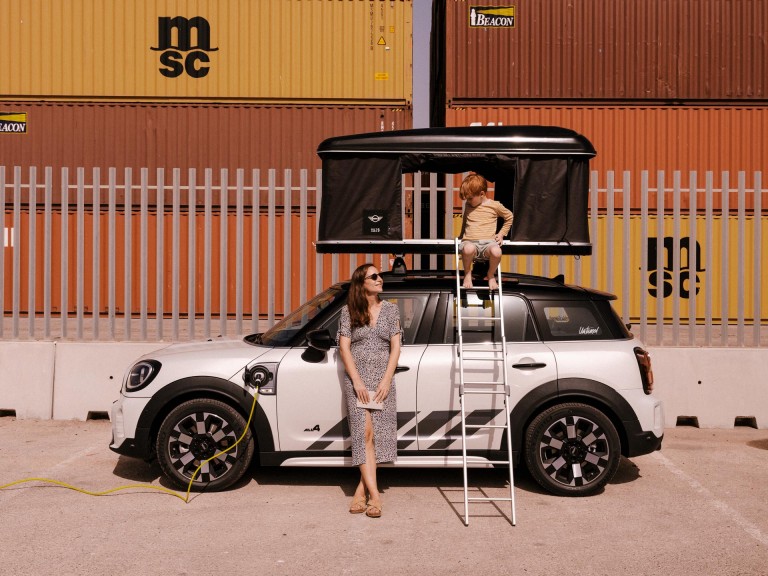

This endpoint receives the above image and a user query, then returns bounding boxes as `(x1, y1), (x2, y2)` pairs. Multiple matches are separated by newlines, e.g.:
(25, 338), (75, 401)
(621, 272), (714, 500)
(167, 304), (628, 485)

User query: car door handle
(395, 366), (410, 373)
(512, 362), (547, 370)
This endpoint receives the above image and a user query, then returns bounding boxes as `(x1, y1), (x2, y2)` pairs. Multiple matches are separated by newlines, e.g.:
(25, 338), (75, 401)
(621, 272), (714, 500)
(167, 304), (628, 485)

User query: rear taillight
(634, 347), (654, 395)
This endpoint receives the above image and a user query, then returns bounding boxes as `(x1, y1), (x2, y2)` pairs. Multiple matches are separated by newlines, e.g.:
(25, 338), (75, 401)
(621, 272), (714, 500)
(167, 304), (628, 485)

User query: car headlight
(125, 360), (162, 392)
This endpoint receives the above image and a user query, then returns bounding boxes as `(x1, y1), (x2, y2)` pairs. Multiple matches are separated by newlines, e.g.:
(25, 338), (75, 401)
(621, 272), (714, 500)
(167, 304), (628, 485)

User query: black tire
(524, 403), (620, 497)
(156, 398), (255, 491)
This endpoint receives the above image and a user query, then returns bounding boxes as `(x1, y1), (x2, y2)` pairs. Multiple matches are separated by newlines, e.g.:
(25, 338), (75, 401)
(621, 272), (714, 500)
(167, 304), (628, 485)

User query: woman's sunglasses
(365, 273), (381, 281)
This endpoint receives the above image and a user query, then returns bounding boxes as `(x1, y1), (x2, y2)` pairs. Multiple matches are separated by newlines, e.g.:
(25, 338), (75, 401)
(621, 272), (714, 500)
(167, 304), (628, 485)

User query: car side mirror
(302, 329), (333, 363)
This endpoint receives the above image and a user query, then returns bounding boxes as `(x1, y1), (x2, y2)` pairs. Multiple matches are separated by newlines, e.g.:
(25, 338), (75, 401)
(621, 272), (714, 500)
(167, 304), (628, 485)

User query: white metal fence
(1, 166), (765, 346)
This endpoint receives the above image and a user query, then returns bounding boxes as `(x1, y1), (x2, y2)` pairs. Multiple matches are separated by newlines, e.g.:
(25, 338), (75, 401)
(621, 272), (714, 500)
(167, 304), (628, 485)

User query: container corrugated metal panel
(447, 105), (768, 208)
(0, 102), (412, 176)
(444, 0), (768, 102)
(1, 0), (412, 104)
(449, 214), (768, 324)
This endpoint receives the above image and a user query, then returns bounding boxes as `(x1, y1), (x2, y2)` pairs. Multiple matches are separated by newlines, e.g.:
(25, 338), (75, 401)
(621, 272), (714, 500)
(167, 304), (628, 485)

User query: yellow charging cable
(0, 390), (259, 503)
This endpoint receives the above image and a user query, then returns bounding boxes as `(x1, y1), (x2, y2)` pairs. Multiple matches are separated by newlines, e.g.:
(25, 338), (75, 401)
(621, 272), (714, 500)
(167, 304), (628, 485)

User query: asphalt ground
(1, 418), (767, 576)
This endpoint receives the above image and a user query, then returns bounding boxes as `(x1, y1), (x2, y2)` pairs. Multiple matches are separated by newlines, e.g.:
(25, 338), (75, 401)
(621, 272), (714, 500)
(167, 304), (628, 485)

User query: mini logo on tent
(363, 210), (388, 236)
(469, 6), (515, 28)
(0, 112), (27, 134)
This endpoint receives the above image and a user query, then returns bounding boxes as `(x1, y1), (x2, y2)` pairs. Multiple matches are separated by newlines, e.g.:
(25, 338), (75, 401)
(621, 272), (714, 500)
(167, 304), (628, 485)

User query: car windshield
(257, 286), (346, 346)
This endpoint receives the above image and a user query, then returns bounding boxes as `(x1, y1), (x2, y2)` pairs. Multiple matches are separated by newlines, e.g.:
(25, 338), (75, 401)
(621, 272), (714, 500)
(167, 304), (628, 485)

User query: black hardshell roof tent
(316, 125), (596, 255)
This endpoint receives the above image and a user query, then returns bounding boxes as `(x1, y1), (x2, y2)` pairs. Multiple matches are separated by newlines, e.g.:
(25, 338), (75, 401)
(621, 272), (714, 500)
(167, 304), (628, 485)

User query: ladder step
(463, 380), (507, 386)
(467, 497), (514, 502)
(461, 356), (505, 362)
(465, 424), (508, 430)
(461, 389), (509, 396)
(461, 348), (503, 353)
(459, 316), (503, 321)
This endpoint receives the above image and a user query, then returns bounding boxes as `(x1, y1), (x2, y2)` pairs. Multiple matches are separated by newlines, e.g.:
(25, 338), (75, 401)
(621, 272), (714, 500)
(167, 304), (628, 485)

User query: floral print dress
(338, 300), (402, 466)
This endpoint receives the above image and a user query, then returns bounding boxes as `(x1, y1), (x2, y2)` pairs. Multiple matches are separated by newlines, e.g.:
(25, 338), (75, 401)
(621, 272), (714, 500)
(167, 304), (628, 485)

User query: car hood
(133, 338), (277, 393)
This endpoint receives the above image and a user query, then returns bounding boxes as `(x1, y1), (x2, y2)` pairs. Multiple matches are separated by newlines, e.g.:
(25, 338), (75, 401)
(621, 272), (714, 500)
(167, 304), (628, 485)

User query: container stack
(0, 0), (413, 175)
(435, 0), (768, 179)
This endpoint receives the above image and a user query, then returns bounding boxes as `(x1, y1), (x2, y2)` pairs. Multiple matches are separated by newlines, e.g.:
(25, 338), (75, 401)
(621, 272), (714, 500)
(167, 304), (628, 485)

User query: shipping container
(1, 0), (412, 104)
(448, 214), (768, 326)
(0, 102), (412, 183)
(440, 0), (768, 103)
(446, 105), (768, 209)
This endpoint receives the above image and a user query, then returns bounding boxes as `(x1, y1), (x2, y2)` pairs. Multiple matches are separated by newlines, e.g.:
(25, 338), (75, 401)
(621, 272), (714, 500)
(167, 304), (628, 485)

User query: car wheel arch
(509, 378), (636, 459)
(136, 376), (274, 460)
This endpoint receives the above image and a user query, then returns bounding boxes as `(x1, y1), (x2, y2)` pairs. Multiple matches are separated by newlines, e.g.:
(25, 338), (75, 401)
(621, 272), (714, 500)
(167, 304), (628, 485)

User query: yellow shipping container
(453, 214), (768, 324)
(2, 0), (412, 104)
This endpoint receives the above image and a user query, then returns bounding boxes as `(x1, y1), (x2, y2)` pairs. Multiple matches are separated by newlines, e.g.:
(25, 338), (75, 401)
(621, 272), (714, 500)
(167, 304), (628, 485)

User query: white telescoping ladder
(454, 237), (516, 526)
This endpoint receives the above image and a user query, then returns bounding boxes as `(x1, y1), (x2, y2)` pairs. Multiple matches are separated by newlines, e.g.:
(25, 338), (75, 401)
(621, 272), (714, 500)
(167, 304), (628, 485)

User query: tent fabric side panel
(318, 156), (403, 242)
(510, 158), (590, 244)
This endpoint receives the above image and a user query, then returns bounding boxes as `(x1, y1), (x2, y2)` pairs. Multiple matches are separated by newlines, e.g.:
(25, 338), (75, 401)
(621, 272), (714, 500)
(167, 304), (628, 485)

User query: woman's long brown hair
(348, 263), (377, 329)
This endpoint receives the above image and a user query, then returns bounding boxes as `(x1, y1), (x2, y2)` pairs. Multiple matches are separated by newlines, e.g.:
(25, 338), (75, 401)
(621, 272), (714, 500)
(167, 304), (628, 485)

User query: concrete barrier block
(0, 342), (56, 419)
(52, 342), (167, 420)
(650, 347), (768, 428)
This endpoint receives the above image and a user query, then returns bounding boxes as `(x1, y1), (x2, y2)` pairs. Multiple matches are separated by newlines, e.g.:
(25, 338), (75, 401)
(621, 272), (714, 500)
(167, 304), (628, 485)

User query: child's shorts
(459, 239), (497, 261)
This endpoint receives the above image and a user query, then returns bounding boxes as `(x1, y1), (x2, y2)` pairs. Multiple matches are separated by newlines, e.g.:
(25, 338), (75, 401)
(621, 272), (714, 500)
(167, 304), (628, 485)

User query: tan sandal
(349, 496), (368, 514)
(365, 501), (382, 518)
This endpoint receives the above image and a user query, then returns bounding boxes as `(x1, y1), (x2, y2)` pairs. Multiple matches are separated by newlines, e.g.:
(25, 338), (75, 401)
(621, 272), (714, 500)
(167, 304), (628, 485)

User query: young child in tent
(458, 174), (513, 291)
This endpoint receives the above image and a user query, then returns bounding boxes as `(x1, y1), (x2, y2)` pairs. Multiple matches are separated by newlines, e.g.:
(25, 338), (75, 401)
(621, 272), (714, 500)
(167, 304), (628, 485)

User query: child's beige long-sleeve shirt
(459, 200), (514, 240)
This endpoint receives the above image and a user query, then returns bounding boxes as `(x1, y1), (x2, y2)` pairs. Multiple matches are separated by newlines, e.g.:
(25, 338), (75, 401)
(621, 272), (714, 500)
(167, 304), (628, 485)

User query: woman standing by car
(338, 263), (402, 518)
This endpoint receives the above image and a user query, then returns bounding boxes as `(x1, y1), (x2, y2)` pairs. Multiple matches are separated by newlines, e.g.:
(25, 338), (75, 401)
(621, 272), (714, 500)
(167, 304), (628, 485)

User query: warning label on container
(0, 112), (27, 134)
(469, 6), (515, 28)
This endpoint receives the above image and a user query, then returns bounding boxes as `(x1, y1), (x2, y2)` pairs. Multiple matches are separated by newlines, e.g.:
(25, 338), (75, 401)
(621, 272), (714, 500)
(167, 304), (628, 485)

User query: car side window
(319, 293), (428, 346)
(531, 300), (613, 341)
(446, 293), (537, 344)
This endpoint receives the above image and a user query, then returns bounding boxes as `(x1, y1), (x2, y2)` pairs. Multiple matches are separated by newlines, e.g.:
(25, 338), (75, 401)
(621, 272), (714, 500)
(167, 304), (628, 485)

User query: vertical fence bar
(413, 174), (422, 271)
(203, 169), (213, 339)
(187, 169), (197, 340)
(444, 175), (454, 271)
(171, 169), (181, 341)
(60, 168), (69, 339)
(139, 169), (149, 341)
(156, 168), (165, 341)
(108, 168), (117, 340)
(720, 172), (729, 346)
(252, 169), (261, 334)
(754, 172), (763, 347)
(91, 168), (101, 340)
(736, 172), (746, 346)
(688, 171), (698, 346)
(429, 174), (437, 271)
(639, 171), (648, 344)
(606, 171), (614, 296)
(235, 169), (244, 336)
(43, 167), (52, 339)
(299, 169), (308, 306)
(27, 167), (37, 338)
(672, 171), (681, 346)
(124, 168), (133, 341)
(267, 169), (276, 327)
(704, 172), (714, 345)
(13, 167), (22, 338)
(283, 170), (292, 319)
(0, 167), (5, 338)
(219, 169), (229, 337)
(622, 171), (631, 326)
(315, 170), (324, 297)
(590, 171), (598, 290)
(76, 168), (85, 340)
(655, 171), (665, 345)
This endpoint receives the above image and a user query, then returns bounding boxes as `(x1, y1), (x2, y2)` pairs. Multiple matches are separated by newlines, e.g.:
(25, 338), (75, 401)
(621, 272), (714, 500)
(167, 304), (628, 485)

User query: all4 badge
(363, 209), (388, 236)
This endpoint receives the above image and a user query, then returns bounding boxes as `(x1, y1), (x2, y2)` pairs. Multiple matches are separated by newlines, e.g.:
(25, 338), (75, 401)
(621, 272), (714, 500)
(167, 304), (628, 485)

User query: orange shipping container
(2, 0), (412, 104)
(0, 102), (412, 178)
(441, 0), (768, 102)
(446, 105), (768, 209)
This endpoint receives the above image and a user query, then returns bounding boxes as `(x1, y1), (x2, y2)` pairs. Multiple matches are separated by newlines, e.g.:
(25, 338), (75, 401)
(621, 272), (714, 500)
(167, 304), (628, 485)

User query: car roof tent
(316, 125), (596, 255)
